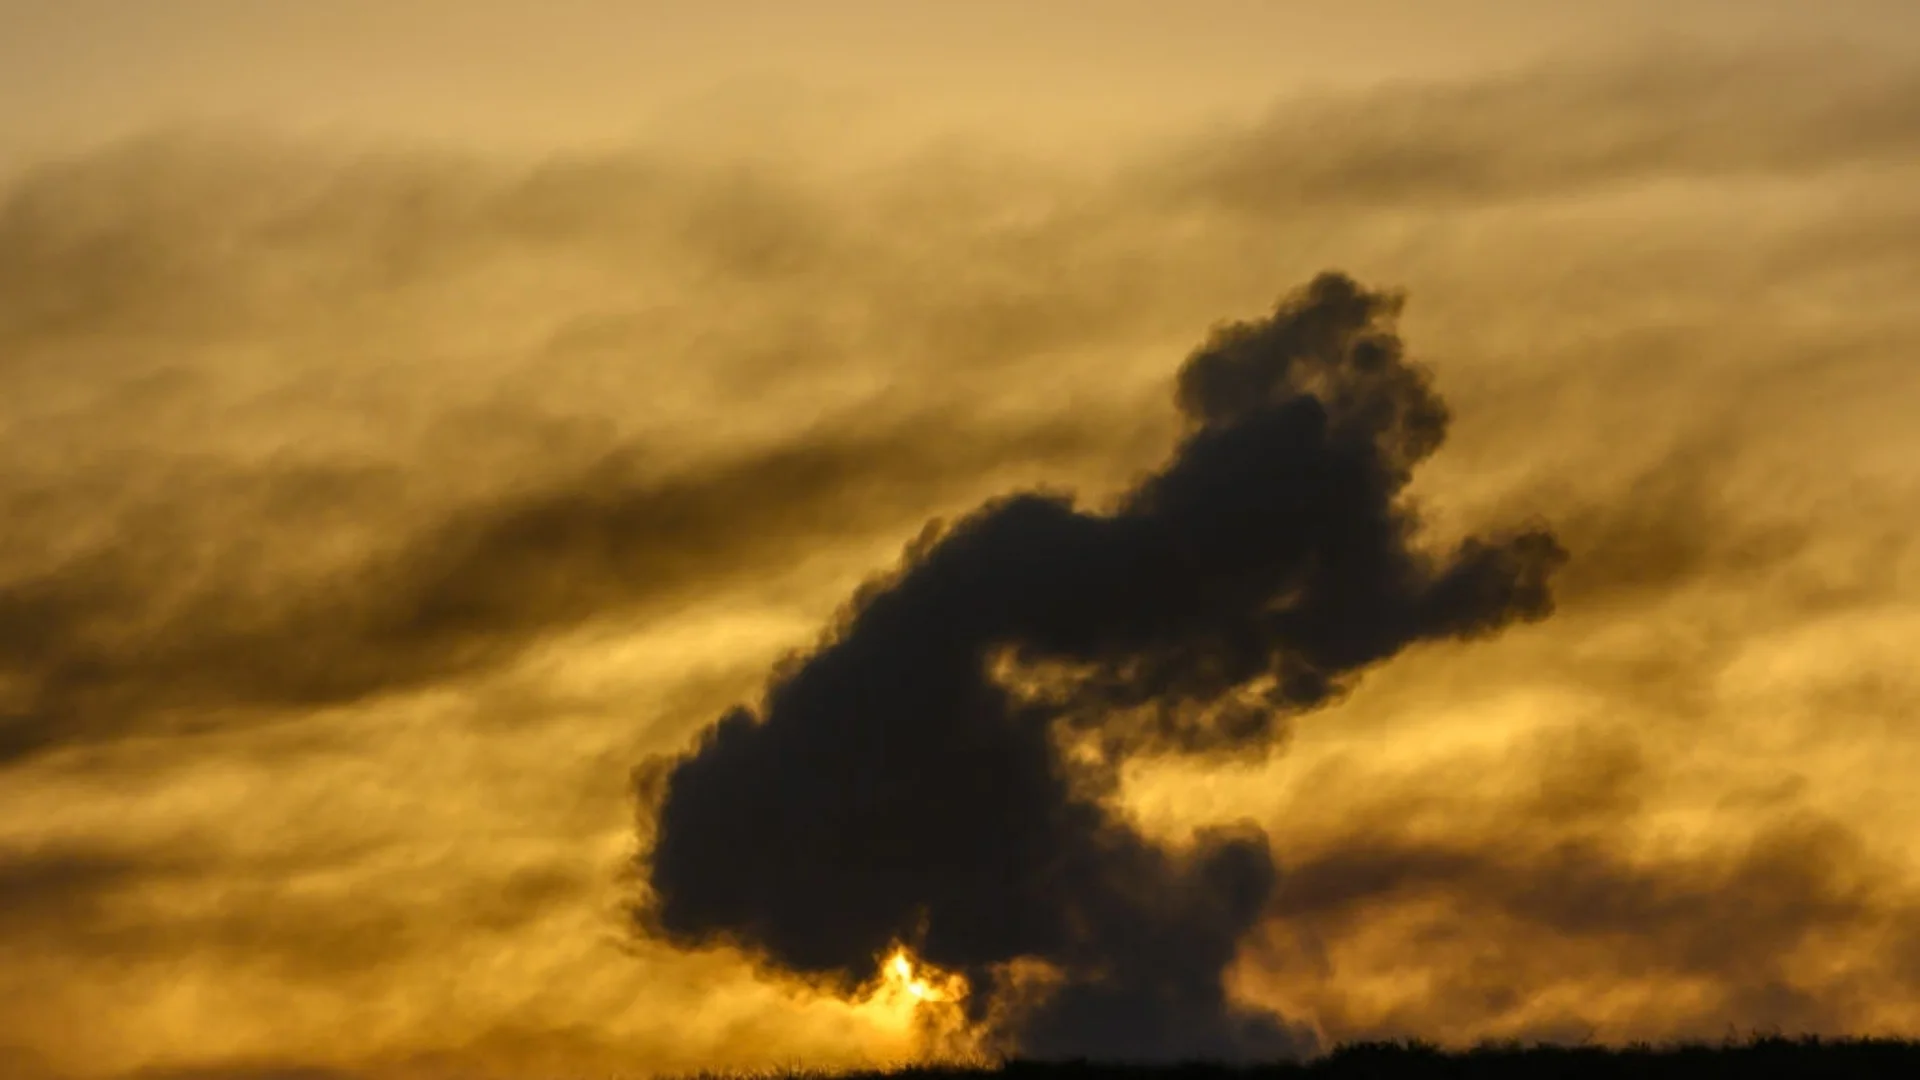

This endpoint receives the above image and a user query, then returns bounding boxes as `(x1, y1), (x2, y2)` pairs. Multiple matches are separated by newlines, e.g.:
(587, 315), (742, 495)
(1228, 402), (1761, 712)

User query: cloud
(641, 273), (1564, 1061)
(2, 36), (1919, 1079)
(0, 125), (1205, 767)
(125, 1067), (367, 1080)
(0, 843), (160, 941)
(1166, 45), (1920, 213)
(1246, 805), (1920, 1044)
(0, 409), (1138, 765)
(0, 827), (593, 986)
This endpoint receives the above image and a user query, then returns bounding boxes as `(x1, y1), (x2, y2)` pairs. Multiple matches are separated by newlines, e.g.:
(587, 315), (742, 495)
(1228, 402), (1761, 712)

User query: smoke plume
(640, 273), (1566, 1060)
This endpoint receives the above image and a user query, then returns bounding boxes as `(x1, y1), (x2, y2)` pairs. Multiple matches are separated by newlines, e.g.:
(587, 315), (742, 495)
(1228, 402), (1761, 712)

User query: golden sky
(4, 3), (1920, 1077)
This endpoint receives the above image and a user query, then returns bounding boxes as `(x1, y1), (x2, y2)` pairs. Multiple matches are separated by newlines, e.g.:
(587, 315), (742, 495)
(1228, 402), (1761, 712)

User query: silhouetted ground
(727, 1037), (1920, 1080)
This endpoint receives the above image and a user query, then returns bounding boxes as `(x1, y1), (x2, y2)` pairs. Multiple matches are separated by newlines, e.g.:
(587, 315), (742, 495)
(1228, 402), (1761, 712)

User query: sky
(3, 2), (1920, 1077)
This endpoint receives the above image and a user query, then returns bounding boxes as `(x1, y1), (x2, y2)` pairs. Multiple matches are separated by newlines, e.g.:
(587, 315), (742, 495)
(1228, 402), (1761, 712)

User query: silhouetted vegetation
(717, 1037), (1920, 1080)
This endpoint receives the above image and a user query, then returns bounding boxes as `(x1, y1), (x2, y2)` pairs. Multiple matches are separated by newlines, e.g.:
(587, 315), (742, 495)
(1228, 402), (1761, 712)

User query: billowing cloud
(641, 274), (1563, 1060)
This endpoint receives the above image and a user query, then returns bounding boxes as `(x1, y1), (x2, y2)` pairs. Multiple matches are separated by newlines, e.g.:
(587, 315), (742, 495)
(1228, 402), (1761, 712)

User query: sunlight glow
(878, 946), (966, 1008)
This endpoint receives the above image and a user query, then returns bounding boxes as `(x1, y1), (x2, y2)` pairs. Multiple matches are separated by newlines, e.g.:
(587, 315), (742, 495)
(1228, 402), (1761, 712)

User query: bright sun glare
(880, 946), (964, 1006)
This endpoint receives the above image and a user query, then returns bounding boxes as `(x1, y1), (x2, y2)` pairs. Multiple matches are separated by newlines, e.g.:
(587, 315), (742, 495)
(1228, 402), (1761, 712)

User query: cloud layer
(0, 36), (1917, 1079)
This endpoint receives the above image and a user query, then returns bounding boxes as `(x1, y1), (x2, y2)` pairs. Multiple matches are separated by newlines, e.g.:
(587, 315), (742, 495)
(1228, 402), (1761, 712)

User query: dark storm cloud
(1171, 47), (1920, 213)
(0, 413), (1123, 765)
(642, 274), (1565, 1061)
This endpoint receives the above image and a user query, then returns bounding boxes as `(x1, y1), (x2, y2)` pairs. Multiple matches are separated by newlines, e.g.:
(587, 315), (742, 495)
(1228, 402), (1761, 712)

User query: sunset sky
(4, 3), (1920, 1078)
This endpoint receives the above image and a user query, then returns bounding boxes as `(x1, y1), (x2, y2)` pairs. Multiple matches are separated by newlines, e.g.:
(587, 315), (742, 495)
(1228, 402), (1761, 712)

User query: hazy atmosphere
(5, 3), (1920, 1078)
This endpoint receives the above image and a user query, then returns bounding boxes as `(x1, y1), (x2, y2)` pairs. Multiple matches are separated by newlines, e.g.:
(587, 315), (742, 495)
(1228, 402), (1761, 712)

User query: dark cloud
(0, 409), (1127, 765)
(641, 274), (1564, 1061)
(1258, 810), (1919, 1044)
(0, 830), (592, 987)
(1405, 438), (1920, 736)
(0, 128), (1188, 768)
(0, 843), (159, 941)
(1535, 457), (1811, 613)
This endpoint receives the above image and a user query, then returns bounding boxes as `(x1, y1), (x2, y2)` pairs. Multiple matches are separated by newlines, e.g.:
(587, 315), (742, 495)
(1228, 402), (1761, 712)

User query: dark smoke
(640, 273), (1565, 1060)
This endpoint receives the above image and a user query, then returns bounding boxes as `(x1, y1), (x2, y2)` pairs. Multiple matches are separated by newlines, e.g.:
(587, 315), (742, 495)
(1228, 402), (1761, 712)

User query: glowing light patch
(878, 946), (967, 1007)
